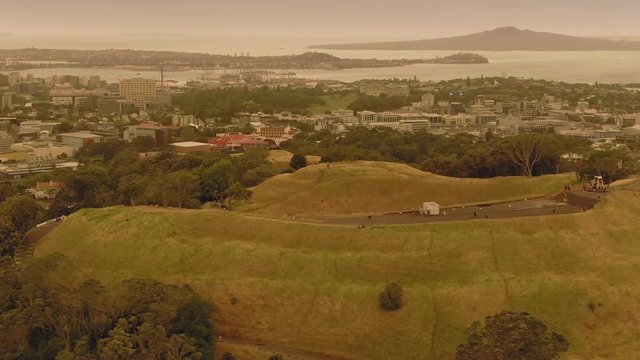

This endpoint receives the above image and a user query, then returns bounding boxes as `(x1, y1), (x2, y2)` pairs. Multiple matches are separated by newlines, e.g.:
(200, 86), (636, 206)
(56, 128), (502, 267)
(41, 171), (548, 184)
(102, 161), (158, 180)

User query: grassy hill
(34, 180), (640, 360)
(241, 161), (576, 216)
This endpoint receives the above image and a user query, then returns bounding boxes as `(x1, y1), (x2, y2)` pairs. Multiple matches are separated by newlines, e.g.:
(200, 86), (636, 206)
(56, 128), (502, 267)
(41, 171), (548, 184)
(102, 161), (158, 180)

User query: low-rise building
(58, 132), (102, 151)
(209, 133), (269, 151)
(170, 141), (212, 153)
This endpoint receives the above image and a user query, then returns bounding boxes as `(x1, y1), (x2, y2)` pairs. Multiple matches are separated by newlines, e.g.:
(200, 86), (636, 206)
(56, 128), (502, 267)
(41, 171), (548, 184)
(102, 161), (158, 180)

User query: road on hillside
(14, 221), (60, 267)
(313, 191), (604, 227)
(218, 336), (351, 360)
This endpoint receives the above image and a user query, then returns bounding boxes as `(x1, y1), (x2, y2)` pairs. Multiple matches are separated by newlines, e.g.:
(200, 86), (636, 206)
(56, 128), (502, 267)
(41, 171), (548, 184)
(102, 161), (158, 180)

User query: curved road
(14, 221), (60, 267)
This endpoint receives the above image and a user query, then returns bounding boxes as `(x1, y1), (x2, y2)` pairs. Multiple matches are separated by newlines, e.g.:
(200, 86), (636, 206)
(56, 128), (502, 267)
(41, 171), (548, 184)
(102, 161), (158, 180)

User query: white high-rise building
(119, 78), (157, 102)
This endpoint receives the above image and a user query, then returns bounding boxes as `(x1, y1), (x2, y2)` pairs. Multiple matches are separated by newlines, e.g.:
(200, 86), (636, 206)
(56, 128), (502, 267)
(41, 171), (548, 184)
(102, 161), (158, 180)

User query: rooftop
(171, 141), (211, 148)
(60, 132), (102, 139)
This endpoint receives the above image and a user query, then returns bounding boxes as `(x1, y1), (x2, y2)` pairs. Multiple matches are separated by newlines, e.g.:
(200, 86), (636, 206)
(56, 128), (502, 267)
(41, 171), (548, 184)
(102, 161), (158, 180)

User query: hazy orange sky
(1, 0), (638, 38)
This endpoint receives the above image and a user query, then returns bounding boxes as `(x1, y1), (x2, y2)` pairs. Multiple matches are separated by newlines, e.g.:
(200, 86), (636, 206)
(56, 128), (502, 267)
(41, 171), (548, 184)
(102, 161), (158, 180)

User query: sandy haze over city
(1, 0), (639, 39)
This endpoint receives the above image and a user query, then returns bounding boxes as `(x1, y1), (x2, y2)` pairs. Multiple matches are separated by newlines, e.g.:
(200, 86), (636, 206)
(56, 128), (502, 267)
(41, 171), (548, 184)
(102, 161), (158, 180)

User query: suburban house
(28, 180), (64, 199)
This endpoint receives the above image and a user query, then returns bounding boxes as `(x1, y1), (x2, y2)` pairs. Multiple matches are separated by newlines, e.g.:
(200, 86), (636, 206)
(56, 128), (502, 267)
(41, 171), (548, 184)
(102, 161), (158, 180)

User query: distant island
(310, 26), (640, 51)
(426, 53), (488, 64)
(0, 49), (428, 70)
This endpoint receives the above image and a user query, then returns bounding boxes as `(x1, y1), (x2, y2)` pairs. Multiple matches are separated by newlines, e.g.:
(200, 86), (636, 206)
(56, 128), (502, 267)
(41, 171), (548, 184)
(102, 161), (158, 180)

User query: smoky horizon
(1, 0), (639, 40)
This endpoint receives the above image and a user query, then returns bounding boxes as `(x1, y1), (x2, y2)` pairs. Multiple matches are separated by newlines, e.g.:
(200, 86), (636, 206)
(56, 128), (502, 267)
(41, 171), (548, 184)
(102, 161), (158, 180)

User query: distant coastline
(0, 49), (429, 70)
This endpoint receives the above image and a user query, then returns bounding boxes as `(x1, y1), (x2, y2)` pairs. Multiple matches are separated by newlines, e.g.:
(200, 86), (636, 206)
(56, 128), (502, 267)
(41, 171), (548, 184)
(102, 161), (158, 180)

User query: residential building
(260, 127), (286, 138)
(399, 119), (431, 132)
(7, 72), (20, 85)
(1, 92), (13, 110)
(28, 181), (64, 199)
(172, 114), (202, 127)
(88, 75), (102, 89)
(49, 89), (109, 108)
(444, 114), (475, 127)
(209, 133), (269, 151)
(0, 131), (13, 152)
(357, 111), (376, 124)
(376, 112), (400, 123)
(119, 78), (157, 102)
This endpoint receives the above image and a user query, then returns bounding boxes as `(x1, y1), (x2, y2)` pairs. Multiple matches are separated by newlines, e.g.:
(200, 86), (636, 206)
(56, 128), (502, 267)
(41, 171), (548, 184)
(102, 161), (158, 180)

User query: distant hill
(310, 26), (640, 51)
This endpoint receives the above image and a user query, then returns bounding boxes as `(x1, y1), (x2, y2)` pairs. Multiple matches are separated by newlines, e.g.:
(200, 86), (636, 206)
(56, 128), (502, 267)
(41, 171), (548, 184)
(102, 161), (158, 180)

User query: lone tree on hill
(455, 311), (569, 360)
(290, 153), (308, 171)
(379, 282), (404, 311)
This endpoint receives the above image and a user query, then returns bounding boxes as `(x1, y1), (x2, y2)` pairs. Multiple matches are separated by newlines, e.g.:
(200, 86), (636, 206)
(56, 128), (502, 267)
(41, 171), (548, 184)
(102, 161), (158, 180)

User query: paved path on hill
(313, 191), (603, 227)
(14, 221), (60, 267)
(218, 336), (350, 360)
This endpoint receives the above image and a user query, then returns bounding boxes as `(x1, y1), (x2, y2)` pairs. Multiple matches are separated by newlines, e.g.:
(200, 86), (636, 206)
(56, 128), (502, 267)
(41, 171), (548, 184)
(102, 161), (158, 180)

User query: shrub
(221, 352), (236, 360)
(455, 311), (569, 360)
(379, 282), (403, 311)
(290, 154), (307, 170)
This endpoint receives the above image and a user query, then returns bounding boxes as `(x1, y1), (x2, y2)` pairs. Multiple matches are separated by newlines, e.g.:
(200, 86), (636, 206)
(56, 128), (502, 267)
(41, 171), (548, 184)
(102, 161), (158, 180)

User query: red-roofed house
(209, 133), (268, 151)
(28, 181), (64, 199)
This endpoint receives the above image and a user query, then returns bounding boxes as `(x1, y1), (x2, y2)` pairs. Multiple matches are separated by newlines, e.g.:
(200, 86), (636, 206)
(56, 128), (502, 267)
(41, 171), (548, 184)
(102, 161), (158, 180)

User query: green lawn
(308, 94), (359, 115)
(34, 178), (640, 360)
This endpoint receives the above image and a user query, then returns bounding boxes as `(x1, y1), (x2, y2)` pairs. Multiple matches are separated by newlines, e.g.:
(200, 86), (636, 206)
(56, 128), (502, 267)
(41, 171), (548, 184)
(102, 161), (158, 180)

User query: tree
(503, 134), (548, 177)
(0, 195), (43, 233)
(223, 182), (252, 209)
(200, 160), (237, 202)
(455, 311), (570, 360)
(131, 136), (156, 152)
(290, 153), (307, 171)
(164, 171), (200, 208)
(118, 175), (146, 206)
(97, 318), (136, 360)
(170, 297), (215, 360)
(379, 282), (403, 311)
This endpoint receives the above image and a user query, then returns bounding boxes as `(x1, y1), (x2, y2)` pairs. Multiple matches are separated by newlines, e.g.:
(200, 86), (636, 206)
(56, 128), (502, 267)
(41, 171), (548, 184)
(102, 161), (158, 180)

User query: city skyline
(1, 0), (639, 39)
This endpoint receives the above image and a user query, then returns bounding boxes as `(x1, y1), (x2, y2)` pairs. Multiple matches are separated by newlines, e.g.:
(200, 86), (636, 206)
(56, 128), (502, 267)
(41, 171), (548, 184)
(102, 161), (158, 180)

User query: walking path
(313, 190), (603, 227)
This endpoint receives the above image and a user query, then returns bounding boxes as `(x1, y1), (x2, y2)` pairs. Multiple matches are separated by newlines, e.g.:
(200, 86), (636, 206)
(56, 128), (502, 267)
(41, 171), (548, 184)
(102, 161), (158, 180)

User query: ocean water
(2, 35), (640, 84)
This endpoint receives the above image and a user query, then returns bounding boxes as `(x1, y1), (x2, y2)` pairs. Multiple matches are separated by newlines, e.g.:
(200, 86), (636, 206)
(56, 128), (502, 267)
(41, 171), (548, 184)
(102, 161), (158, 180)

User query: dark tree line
(49, 140), (279, 211)
(172, 86), (327, 119)
(0, 256), (215, 360)
(282, 127), (638, 180)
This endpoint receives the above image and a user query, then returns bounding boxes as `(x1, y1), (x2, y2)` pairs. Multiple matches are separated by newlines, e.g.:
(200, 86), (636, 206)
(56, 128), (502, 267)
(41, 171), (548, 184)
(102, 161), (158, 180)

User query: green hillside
(241, 161), (576, 216)
(34, 182), (640, 360)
